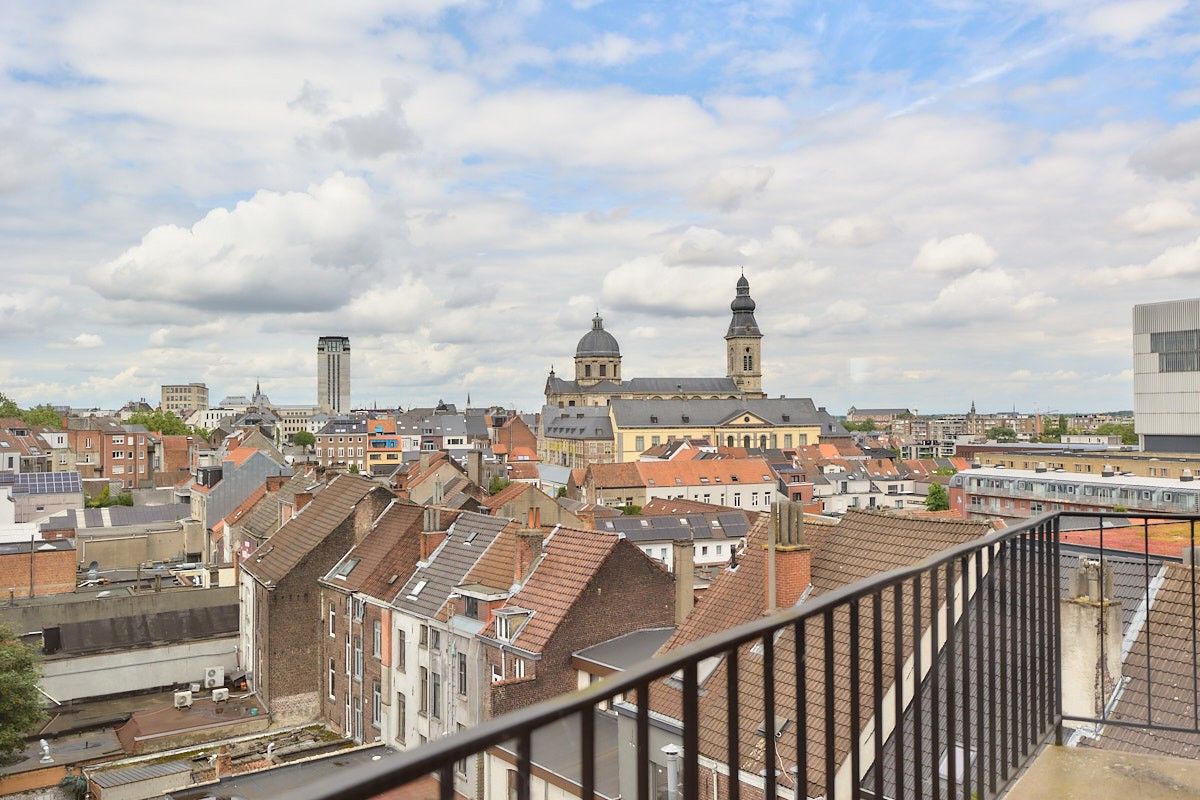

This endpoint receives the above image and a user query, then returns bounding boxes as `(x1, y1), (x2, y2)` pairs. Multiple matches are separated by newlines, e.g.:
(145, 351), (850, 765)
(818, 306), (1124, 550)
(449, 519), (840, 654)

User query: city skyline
(4, 2), (1200, 412)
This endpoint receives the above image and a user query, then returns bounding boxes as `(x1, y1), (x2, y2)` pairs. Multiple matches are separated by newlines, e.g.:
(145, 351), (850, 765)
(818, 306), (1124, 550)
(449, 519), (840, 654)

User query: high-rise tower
(317, 336), (351, 413)
(725, 274), (765, 398)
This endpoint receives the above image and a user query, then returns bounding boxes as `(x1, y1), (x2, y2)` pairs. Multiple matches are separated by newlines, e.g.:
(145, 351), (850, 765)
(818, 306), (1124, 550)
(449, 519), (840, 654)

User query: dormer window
(650, 415), (658, 424)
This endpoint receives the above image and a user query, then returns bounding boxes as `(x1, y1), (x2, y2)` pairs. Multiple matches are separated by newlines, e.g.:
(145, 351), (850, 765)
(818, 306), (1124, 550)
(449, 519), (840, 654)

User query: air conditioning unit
(174, 690), (193, 709)
(212, 688), (230, 702)
(203, 666), (225, 689)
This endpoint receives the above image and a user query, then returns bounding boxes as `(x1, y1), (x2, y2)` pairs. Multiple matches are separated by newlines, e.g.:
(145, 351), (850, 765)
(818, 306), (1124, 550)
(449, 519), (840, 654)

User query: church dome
(731, 274), (756, 312)
(575, 313), (621, 357)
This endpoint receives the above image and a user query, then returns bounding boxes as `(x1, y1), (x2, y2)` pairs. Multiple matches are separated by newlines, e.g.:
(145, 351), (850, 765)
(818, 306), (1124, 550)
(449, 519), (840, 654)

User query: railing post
(1052, 514), (1063, 746)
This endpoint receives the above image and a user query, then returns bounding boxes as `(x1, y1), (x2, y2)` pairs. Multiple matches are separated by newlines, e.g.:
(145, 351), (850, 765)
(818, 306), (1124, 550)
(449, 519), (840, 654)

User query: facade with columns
(543, 274), (766, 408)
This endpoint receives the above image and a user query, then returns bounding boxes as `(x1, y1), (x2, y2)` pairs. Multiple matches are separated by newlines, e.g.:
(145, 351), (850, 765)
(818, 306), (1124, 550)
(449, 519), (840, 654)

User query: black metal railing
(289, 511), (1199, 800)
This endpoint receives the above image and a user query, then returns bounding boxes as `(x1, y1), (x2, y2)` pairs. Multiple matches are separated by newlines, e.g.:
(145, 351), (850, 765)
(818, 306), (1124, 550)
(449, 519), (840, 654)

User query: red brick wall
(488, 541), (675, 716)
(771, 546), (811, 610)
(0, 548), (76, 598)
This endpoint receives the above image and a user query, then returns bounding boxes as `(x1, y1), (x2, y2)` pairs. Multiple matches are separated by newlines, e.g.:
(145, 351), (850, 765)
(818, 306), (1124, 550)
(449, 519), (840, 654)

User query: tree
(0, 625), (45, 763)
(925, 483), (950, 512)
(348, 463), (360, 475)
(126, 410), (190, 436)
(619, 503), (643, 515)
(555, 487), (567, 498)
(986, 426), (1018, 442)
(293, 430), (315, 449)
(85, 486), (134, 508)
(21, 405), (61, 430)
(488, 476), (511, 495)
(0, 394), (18, 418)
(1096, 422), (1138, 446)
(842, 419), (877, 432)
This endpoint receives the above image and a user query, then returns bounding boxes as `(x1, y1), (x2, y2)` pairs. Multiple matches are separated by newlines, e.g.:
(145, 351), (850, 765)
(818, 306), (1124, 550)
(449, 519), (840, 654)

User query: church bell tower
(726, 273), (765, 398)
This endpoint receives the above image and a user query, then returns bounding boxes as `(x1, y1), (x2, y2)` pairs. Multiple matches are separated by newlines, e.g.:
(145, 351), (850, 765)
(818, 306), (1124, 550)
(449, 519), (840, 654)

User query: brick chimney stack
(765, 500), (812, 614)
(513, 508), (544, 586)
(672, 540), (694, 625)
(1061, 558), (1122, 719)
(419, 507), (447, 561)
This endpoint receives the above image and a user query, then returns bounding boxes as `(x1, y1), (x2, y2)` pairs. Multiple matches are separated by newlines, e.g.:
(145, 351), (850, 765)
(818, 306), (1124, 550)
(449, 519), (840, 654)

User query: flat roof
(573, 626), (674, 671)
(167, 745), (392, 800)
(960, 466), (1200, 490)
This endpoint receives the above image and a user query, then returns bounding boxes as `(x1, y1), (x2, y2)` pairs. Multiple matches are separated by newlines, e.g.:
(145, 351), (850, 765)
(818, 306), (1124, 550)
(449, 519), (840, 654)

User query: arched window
(743, 435), (751, 449)
(759, 435), (767, 449)
(744, 354), (753, 371)
(726, 435), (734, 447)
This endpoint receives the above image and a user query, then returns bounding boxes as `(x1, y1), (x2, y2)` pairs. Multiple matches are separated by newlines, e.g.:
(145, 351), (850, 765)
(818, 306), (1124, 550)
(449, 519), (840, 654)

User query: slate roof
(596, 511), (750, 543)
(610, 398), (846, 433)
(393, 512), (511, 619)
(545, 376), (741, 396)
(242, 474), (380, 586)
(574, 627), (675, 672)
(1096, 562), (1200, 759)
(238, 470), (318, 543)
(542, 405), (613, 440)
(484, 527), (623, 654)
(322, 500), (426, 602)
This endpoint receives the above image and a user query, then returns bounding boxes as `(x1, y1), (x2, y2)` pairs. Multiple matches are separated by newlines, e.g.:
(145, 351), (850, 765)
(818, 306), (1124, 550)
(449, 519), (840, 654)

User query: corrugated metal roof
(90, 760), (191, 788)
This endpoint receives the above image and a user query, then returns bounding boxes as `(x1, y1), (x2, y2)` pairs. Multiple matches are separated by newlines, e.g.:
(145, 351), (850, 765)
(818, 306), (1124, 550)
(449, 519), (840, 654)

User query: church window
(584, 364), (592, 377)
(600, 364), (607, 377)
(744, 352), (753, 371)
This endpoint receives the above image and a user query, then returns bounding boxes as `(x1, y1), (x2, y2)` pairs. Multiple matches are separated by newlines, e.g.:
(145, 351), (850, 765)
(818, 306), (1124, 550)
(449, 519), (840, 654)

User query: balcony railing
(291, 512), (1199, 800)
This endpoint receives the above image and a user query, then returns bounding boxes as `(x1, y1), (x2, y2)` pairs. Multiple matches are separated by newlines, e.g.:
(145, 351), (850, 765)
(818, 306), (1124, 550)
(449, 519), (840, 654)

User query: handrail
(291, 513), (1057, 800)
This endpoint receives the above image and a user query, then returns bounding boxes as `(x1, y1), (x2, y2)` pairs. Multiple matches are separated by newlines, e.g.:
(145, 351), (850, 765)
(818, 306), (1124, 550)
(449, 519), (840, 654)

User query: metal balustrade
(290, 512), (1200, 800)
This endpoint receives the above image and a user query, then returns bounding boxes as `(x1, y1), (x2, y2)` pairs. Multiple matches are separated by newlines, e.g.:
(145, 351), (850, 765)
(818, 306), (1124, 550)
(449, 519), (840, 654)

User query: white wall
(42, 637), (238, 701)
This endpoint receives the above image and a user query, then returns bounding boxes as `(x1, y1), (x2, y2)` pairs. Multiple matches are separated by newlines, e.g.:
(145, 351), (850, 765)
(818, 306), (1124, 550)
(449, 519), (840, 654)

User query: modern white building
(318, 336), (352, 414)
(1133, 298), (1200, 452)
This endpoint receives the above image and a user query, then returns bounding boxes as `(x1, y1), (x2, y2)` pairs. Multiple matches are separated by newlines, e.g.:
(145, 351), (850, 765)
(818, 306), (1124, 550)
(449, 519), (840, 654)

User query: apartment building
(581, 457), (779, 511)
(315, 418), (367, 472)
(160, 383), (209, 417)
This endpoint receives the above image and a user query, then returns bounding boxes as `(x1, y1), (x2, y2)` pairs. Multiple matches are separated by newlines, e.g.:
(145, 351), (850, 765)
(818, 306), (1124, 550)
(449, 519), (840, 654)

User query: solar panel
(13, 471), (82, 494)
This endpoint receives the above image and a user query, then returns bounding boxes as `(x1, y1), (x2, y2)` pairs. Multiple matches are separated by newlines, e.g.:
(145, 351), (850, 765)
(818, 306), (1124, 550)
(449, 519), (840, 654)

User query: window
(733, 493), (742, 507)
(328, 658), (336, 699)
(329, 605), (336, 637)
(784, 434), (793, 448)
(419, 668), (429, 713)
(585, 364), (592, 377)
(373, 620), (382, 659)
(396, 692), (406, 744)
(456, 724), (468, 775)
(354, 635), (363, 681)
(372, 681), (381, 728)
(599, 364), (607, 377)
(396, 629), (406, 672)
(419, 625), (428, 647)
(458, 652), (468, 696)
(465, 597), (480, 619)
(430, 629), (441, 650)
(111, 451), (123, 459)
(496, 616), (512, 641)
(431, 672), (442, 719)
(345, 634), (351, 675)
(635, 436), (645, 451)
(492, 663), (503, 683)
(513, 659), (526, 679)
(701, 545), (709, 556)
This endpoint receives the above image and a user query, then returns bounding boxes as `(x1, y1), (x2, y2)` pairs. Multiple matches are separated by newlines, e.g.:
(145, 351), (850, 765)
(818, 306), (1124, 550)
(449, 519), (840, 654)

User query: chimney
(419, 453), (432, 471)
(526, 506), (541, 530)
(1060, 558), (1122, 720)
(672, 540), (694, 625)
(514, 525), (543, 586)
(265, 474), (287, 492)
(432, 478), (445, 506)
(765, 500), (811, 614)
(468, 449), (484, 487)
(1101, 464), (1116, 478)
(294, 491), (314, 512)
(419, 507), (447, 561)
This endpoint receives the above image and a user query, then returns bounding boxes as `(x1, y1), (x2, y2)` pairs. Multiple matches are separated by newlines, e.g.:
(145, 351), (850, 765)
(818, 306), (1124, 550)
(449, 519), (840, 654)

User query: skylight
(409, 579), (428, 598)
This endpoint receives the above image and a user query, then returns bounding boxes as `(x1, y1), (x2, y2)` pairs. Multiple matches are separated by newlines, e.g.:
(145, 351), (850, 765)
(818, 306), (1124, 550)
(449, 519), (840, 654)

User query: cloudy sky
(3, 1), (1200, 414)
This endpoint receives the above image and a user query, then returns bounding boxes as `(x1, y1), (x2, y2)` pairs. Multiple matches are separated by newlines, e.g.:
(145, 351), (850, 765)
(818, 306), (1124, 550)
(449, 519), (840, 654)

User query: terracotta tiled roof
(482, 481), (531, 513)
(641, 497), (739, 515)
(243, 474), (383, 586)
(492, 527), (623, 654)
(587, 458), (775, 490)
(506, 462), (539, 481)
(222, 484), (266, 527)
(650, 509), (991, 794)
(462, 526), (518, 592)
(224, 446), (258, 467)
(322, 500), (425, 602)
(1096, 563), (1200, 759)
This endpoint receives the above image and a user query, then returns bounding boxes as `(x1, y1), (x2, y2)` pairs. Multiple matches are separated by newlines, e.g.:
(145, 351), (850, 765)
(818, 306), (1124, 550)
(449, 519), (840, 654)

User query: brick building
(239, 474), (393, 724)
(64, 418), (158, 489)
(318, 500), (426, 743)
(0, 539), (76, 598)
(480, 521), (677, 717)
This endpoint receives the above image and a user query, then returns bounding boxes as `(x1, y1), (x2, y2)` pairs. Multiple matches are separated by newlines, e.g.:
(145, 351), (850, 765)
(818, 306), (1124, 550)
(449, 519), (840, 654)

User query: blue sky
(2, 0), (1199, 414)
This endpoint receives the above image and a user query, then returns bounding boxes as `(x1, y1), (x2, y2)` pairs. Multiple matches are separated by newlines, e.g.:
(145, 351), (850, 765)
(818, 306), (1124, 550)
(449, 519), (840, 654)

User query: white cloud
(1080, 1), (1186, 44)
(72, 333), (104, 348)
(1090, 236), (1200, 285)
(1130, 119), (1200, 179)
(1119, 199), (1197, 234)
(90, 174), (384, 313)
(921, 269), (1055, 325)
(816, 215), (896, 247)
(559, 34), (662, 66)
(912, 233), (998, 276)
(695, 165), (774, 212)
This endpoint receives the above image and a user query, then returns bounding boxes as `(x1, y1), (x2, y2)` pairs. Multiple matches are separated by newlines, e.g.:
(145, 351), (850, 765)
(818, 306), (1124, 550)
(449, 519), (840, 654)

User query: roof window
(333, 558), (360, 579)
(408, 579), (428, 598)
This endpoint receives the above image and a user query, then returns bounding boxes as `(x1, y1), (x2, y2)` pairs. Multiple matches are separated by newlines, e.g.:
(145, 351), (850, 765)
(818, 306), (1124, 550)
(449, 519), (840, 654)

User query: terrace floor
(1006, 746), (1200, 800)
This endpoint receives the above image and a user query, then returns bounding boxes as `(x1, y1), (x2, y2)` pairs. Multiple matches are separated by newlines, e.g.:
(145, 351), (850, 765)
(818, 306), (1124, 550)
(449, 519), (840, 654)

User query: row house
(0, 418), (53, 473)
(227, 469), (319, 561)
(239, 474), (393, 724)
(318, 500), (427, 745)
(581, 457), (780, 512)
(315, 418), (367, 473)
(365, 417), (403, 476)
(64, 418), (158, 489)
(189, 446), (289, 562)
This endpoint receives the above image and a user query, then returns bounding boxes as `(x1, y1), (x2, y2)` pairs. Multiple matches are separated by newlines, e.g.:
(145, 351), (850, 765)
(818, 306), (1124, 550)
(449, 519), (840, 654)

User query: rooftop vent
(1035, 462), (1048, 473)
(1101, 465), (1116, 477)
(1182, 469), (1194, 483)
